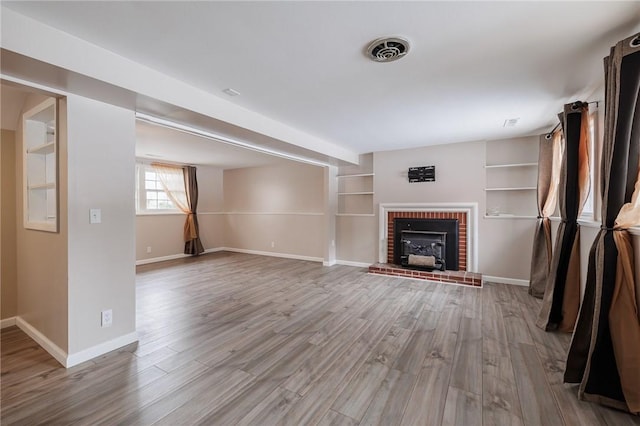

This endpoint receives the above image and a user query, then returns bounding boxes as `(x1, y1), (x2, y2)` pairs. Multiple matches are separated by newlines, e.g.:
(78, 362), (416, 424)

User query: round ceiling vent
(366, 37), (410, 62)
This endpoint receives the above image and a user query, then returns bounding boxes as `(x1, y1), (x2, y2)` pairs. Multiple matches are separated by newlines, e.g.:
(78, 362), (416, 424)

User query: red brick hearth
(369, 263), (482, 287)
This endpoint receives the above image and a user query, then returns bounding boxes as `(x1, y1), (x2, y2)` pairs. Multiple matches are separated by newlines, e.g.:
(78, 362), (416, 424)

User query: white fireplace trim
(379, 202), (479, 272)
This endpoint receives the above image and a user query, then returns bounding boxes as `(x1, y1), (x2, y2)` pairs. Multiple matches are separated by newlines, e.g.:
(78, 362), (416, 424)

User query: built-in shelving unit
(23, 97), (58, 232)
(336, 154), (375, 216)
(485, 138), (539, 218)
(337, 173), (375, 216)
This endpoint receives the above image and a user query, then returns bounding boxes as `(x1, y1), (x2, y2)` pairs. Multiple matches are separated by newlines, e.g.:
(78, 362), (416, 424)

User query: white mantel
(379, 202), (479, 272)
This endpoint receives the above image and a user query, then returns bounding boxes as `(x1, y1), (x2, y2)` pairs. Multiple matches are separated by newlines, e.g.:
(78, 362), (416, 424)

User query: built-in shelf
(337, 156), (375, 215)
(484, 215), (537, 219)
(337, 173), (375, 178)
(484, 162), (538, 169)
(484, 187), (537, 191)
(23, 97), (58, 232)
(485, 137), (539, 217)
(338, 192), (374, 195)
(27, 141), (56, 155)
(28, 182), (56, 190)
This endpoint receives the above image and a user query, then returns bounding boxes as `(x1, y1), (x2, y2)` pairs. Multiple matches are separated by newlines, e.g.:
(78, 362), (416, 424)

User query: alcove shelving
(337, 173), (375, 216)
(23, 97), (58, 232)
(485, 138), (539, 219)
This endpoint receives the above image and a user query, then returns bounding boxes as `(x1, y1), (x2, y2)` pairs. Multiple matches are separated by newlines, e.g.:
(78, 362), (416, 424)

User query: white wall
(66, 95), (136, 355)
(223, 162), (325, 260)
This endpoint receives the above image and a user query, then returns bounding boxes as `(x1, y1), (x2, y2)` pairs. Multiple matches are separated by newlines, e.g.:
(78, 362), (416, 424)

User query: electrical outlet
(271, 241), (275, 248)
(101, 309), (113, 327)
(146, 246), (152, 254)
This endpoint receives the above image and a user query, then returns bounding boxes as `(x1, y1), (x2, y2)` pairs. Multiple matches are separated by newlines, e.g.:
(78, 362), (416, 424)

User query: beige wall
(15, 94), (69, 350)
(223, 162), (325, 259)
(1, 129), (17, 319)
(135, 165), (225, 261)
(334, 138), (539, 280)
(66, 95), (136, 354)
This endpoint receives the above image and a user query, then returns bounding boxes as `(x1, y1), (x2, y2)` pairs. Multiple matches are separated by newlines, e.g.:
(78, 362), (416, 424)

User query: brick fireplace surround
(368, 204), (482, 287)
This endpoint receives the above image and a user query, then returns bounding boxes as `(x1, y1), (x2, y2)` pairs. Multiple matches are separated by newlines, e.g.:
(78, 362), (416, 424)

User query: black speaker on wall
(408, 166), (435, 183)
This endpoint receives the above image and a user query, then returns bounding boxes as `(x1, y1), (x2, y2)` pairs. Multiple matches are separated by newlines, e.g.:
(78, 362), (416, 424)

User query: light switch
(90, 208), (101, 224)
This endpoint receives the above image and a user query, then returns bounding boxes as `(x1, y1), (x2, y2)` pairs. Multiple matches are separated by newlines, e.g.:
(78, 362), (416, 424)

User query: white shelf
(484, 215), (537, 219)
(485, 187), (536, 191)
(28, 182), (56, 190)
(336, 213), (376, 217)
(27, 141), (56, 155)
(336, 173), (374, 178)
(23, 97), (58, 232)
(338, 192), (374, 195)
(485, 162), (537, 169)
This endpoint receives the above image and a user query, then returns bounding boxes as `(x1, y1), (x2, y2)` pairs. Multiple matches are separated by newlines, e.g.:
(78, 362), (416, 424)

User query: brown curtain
(536, 103), (591, 332)
(183, 166), (204, 255)
(564, 32), (640, 414)
(529, 132), (563, 298)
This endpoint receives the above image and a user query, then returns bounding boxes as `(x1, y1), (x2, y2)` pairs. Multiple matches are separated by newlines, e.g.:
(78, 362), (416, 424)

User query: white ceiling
(3, 1), (640, 158)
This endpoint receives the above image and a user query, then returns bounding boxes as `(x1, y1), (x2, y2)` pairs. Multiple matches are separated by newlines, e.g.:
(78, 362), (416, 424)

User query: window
(135, 163), (185, 213)
(581, 106), (601, 221)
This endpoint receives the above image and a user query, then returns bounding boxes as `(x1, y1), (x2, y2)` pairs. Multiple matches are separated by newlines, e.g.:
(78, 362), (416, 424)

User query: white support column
(323, 165), (338, 266)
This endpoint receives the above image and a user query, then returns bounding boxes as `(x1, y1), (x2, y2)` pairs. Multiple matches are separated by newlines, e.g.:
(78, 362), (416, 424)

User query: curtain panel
(152, 163), (204, 256)
(529, 132), (563, 298)
(537, 103), (590, 332)
(564, 33), (640, 414)
(183, 166), (205, 256)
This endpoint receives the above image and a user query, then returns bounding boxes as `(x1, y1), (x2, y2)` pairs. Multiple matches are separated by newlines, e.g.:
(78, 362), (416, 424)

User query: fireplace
(393, 218), (459, 271)
(371, 203), (481, 287)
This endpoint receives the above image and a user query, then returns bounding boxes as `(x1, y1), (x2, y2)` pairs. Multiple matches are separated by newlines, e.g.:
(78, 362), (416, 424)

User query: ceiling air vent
(503, 118), (520, 128)
(366, 37), (410, 63)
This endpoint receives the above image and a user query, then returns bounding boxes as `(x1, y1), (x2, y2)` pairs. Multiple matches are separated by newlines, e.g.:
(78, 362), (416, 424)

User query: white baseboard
(222, 247), (323, 263)
(66, 331), (138, 368)
(1, 316), (17, 329)
(483, 275), (529, 287)
(16, 317), (68, 367)
(336, 260), (372, 268)
(323, 260), (337, 266)
(136, 247), (223, 265)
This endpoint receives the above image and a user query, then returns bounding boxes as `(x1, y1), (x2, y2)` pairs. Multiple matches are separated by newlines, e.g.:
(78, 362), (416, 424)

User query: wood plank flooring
(2, 251), (639, 425)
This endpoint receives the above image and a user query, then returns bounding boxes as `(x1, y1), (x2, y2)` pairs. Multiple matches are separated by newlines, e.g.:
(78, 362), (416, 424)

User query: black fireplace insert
(393, 218), (459, 271)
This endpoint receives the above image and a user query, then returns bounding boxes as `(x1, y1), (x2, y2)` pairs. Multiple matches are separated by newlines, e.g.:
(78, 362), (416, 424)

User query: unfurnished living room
(1, 1), (640, 425)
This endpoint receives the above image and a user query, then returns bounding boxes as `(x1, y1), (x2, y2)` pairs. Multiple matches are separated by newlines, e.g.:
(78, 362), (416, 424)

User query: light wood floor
(2, 252), (639, 425)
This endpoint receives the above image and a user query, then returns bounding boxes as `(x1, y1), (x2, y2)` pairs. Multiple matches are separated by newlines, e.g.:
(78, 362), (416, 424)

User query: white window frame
(135, 162), (183, 214)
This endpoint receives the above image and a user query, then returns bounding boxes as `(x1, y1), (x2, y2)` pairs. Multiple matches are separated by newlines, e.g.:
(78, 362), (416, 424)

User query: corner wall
(14, 94), (69, 351)
(1, 129), (17, 320)
(66, 95), (136, 356)
(334, 138), (539, 281)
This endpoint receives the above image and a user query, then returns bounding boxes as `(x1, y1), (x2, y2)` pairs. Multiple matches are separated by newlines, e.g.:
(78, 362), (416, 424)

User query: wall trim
(224, 211), (324, 216)
(222, 247), (323, 263)
(136, 247), (223, 265)
(15, 317), (68, 367)
(336, 260), (371, 268)
(323, 260), (337, 266)
(1, 317), (17, 329)
(483, 275), (529, 287)
(66, 332), (138, 368)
